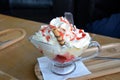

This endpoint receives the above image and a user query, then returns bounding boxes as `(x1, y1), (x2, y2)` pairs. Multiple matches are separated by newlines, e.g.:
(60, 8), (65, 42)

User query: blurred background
(0, 0), (120, 38)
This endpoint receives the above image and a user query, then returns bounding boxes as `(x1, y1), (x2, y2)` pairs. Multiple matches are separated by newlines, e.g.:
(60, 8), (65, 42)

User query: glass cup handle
(80, 41), (101, 61)
(75, 41), (101, 61)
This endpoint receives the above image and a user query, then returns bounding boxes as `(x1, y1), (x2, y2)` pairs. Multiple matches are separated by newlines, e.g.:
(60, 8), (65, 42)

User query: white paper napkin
(37, 57), (91, 80)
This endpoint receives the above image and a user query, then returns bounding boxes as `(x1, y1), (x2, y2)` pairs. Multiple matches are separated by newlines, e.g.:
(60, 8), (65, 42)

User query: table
(0, 14), (120, 80)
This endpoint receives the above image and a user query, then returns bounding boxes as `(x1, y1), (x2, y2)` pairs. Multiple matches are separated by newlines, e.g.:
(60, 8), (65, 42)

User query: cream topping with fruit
(50, 17), (91, 49)
(31, 17), (91, 63)
(32, 25), (59, 45)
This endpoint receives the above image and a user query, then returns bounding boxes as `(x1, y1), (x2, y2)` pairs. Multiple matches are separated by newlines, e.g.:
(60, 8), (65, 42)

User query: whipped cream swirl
(50, 17), (91, 48)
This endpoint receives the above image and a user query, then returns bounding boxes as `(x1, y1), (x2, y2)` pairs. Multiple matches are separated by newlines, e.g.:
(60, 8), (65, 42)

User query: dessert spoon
(94, 56), (120, 60)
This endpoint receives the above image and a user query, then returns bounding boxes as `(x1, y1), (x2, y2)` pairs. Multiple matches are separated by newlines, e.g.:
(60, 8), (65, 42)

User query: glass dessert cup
(30, 38), (101, 75)
(51, 59), (76, 75)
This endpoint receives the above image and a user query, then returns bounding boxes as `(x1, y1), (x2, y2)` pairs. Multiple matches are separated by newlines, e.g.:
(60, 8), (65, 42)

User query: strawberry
(82, 33), (86, 37)
(54, 55), (67, 63)
(54, 53), (75, 63)
(46, 35), (50, 41)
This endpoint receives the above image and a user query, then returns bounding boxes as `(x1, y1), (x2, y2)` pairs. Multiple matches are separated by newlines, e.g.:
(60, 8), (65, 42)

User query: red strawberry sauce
(54, 52), (75, 63)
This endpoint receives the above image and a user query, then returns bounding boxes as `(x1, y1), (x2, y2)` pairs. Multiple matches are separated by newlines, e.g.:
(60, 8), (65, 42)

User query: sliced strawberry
(46, 35), (50, 41)
(76, 37), (82, 40)
(41, 27), (48, 36)
(79, 29), (83, 33)
(60, 17), (70, 24)
(50, 25), (56, 29)
(48, 29), (51, 33)
(63, 53), (75, 62)
(54, 53), (75, 63)
(54, 55), (67, 63)
(82, 33), (86, 37)
(41, 27), (47, 33)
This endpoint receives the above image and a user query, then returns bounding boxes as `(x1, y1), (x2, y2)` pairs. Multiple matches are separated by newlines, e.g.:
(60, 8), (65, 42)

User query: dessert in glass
(30, 17), (101, 75)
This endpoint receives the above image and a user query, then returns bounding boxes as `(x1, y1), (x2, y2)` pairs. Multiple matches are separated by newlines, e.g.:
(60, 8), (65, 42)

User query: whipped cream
(32, 25), (59, 45)
(31, 17), (91, 63)
(50, 17), (91, 48)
